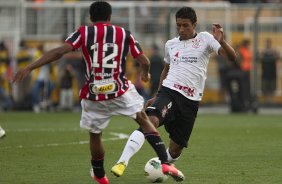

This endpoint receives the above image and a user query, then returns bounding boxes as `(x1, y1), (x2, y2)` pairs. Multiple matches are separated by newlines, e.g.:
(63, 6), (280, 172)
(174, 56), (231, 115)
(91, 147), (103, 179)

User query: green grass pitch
(0, 112), (282, 184)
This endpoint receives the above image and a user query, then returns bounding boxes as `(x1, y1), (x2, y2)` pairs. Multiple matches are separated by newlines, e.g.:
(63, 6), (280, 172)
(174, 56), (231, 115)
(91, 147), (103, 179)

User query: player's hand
(12, 68), (31, 83)
(141, 72), (151, 83)
(145, 96), (156, 108)
(212, 23), (224, 43)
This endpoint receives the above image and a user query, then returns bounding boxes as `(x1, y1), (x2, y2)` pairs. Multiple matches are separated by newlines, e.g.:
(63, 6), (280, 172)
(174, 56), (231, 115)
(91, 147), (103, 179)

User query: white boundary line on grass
(0, 132), (129, 150)
(7, 128), (81, 132)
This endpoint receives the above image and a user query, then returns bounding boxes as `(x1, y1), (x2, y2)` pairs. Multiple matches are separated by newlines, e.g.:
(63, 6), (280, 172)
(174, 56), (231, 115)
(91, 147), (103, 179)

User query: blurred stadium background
(0, 0), (282, 113)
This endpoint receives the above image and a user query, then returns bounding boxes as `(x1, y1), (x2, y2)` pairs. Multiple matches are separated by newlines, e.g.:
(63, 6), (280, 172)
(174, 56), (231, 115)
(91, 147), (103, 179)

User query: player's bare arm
(212, 23), (237, 62)
(145, 63), (169, 108)
(158, 63), (169, 91)
(136, 54), (151, 82)
(13, 43), (73, 83)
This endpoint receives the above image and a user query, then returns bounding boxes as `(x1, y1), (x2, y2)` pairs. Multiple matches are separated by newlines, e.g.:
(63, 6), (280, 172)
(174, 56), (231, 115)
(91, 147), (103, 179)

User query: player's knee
(136, 110), (159, 128)
(136, 110), (148, 124)
(136, 110), (146, 119)
(149, 115), (159, 128)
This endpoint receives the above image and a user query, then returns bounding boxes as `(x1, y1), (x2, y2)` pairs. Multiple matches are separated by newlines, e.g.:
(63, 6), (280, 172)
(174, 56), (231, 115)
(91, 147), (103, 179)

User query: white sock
(117, 130), (145, 166)
(166, 148), (180, 163)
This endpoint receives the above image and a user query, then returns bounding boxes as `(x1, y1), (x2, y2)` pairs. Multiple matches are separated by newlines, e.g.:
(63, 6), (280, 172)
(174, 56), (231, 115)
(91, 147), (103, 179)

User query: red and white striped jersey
(65, 23), (143, 101)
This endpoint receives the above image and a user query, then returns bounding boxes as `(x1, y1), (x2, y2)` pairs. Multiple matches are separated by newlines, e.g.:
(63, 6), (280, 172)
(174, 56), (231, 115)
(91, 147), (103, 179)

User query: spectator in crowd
(0, 41), (13, 111)
(225, 44), (247, 112)
(260, 38), (279, 104)
(31, 44), (54, 113)
(15, 40), (33, 107)
(58, 36), (84, 90)
(0, 84), (13, 111)
(149, 44), (164, 97)
(58, 63), (75, 111)
(215, 54), (229, 103)
(56, 35), (82, 108)
(238, 39), (252, 110)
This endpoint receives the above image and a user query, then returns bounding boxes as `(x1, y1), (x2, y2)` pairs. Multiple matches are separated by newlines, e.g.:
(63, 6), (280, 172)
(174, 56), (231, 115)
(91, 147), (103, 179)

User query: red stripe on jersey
(80, 26), (92, 74)
(79, 26), (92, 99)
(65, 31), (81, 49)
(129, 35), (143, 58)
(113, 26), (124, 94)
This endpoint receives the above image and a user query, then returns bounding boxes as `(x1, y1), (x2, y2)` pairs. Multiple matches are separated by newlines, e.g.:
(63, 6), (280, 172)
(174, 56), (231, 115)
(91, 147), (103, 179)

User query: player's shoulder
(197, 31), (214, 39)
(112, 24), (124, 30)
(112, 24), (130, 32)
(165, 37), (179, 47)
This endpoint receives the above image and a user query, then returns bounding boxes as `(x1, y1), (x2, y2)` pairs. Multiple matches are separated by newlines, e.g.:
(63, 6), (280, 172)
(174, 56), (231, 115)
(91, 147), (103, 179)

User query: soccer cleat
(90, 168), (109, 184)
(93, 176), (109, 184)
(111, 161), (126, 177)
(0, 126), (6, 138)
(162, 163), (185, 182)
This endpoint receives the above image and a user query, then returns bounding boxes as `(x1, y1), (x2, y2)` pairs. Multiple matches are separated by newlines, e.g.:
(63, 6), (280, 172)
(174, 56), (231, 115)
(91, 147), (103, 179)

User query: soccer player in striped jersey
(112, 6), (237, 180)
(12, 1), (184, 184)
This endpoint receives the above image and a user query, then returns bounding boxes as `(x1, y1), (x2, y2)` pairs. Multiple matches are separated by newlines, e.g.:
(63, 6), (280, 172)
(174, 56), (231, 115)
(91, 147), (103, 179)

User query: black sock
(91, 158), (105, 178)
(144, 132), (169, 164)
(137, 127), (143, 133)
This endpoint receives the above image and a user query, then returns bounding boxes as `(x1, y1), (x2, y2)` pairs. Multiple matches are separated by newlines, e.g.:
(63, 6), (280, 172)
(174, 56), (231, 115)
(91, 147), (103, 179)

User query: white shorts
(80, 83), (144, 133)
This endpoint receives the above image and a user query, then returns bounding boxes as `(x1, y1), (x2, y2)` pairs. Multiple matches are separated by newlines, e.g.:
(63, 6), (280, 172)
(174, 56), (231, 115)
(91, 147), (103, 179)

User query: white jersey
(163, 32), (221, 101)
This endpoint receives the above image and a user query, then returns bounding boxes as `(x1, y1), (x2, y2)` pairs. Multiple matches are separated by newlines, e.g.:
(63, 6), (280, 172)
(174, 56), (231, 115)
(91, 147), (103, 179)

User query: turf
(0, 112), (282, 184)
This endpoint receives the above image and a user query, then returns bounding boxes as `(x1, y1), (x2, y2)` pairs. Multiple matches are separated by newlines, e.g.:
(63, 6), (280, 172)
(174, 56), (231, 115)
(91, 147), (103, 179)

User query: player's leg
(111, 115), (161, 177)
(136, 110), (185, 182)
(111, 109), (184, 181)
(112, 111), (160, 168)
(89, 132), (109, 184)
(111, 84), (162, 176)
(80, 99), (110, 184)
(164, 91), (199, 164)
(112, 86), (184, 181)
(110, 84), (156, 177)
(135, 109), (168, 164)
(167, 139), (183, 163)
(112, 128), (144, 173)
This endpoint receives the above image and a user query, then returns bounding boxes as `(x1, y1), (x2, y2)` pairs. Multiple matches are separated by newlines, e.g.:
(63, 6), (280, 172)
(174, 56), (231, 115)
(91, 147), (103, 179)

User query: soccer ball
(144, 157), (168, 183)
(0, 126), (5, 138)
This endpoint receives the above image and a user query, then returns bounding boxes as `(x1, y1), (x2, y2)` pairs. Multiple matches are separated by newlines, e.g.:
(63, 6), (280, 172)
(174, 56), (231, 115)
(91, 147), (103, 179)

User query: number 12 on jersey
(91, 43), (118, 69)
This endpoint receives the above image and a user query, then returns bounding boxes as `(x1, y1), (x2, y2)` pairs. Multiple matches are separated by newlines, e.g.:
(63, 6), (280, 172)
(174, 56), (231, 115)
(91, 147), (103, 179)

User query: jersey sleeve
(129, 34), (143, 58)
(65, 28), (82, 50)
(163, 41), (170, 64)
(206, 32), (221, 55)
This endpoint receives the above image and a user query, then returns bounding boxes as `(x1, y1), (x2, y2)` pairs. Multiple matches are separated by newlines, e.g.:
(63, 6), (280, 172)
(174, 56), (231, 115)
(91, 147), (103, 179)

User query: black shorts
(146, 86), (199, 148)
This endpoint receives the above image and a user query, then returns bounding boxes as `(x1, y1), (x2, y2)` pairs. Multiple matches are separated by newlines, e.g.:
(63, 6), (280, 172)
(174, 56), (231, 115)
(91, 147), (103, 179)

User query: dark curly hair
(89, 1), (112, 22)
(175, 7), (197, 24)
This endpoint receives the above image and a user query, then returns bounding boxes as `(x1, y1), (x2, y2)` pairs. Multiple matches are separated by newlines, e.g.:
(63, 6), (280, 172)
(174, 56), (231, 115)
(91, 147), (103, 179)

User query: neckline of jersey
(179, 33), (198, 41)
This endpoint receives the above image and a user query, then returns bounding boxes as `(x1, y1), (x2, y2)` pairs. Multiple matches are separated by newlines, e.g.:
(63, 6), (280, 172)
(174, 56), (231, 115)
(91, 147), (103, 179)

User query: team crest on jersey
(192, 38), (202, 48)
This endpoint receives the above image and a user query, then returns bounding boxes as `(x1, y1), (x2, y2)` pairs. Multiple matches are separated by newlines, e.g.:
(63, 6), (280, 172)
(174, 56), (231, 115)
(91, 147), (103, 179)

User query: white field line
(7, 128), (81, 132)
(0, 132), (129, 150)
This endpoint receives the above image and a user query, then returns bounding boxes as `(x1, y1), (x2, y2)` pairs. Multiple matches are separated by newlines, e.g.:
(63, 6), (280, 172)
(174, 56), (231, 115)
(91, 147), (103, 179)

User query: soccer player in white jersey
(111, 6), (237, 178)
(12, 1), (184, 184)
